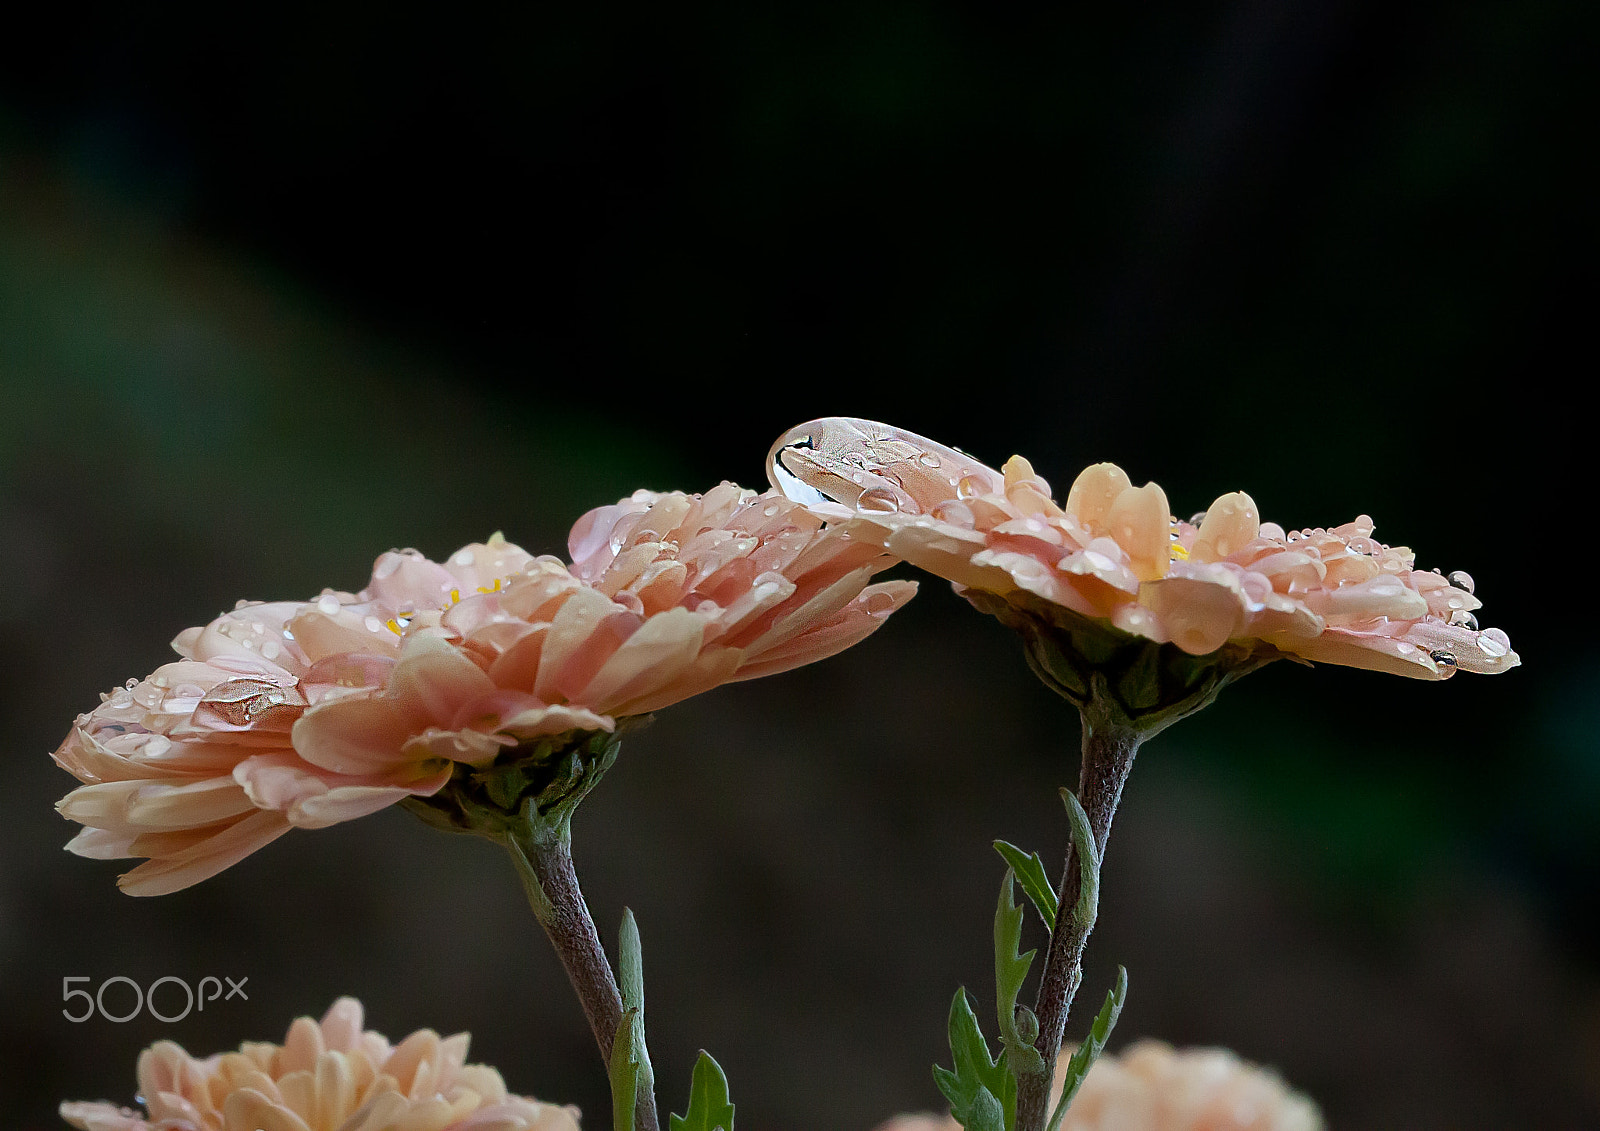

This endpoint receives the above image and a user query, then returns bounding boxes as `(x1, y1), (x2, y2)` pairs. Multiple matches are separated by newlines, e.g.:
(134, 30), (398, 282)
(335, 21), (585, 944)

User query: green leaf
(669, 1050), (736, 1131)
(1059, 790), (1101, 936)
(618, 908), (645, 1013)
(933, 989), (1014, 1129)
(617, 909), (655, 1112)
(993, 841), (1058, 931)
(994, 870), (1046, 1083)
(1044, 967), (1128, 1131)
(966, 1085), (1006, 1131)
(609, 1008), (642, 1131)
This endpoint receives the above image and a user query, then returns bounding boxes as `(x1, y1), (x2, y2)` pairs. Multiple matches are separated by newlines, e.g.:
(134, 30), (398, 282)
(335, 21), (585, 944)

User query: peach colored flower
(59, 996), (581, 1131)
(873, 1039), (1321, 1131)
(293, 483), (913, 803)
(55, 486), (914, 894)
(771, 418), (1516, 681)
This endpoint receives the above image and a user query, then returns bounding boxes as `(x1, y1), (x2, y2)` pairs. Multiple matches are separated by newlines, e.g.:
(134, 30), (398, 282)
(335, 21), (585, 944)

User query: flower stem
(506, 826), (661, 1131)
(1015, 711), (1141, 1131)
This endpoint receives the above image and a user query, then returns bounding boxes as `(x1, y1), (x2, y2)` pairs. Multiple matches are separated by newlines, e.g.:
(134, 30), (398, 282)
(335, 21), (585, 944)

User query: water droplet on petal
(956, 476), (980, 500)
(762, 501), (780, 517)
(317, 594), (340, 615)
(1188, 511), (1208, 525)
(124, 677), (138, 689)
(1448, 610), (1479, 630)
(262, 641), (281, 660)
(454, 550), (476, 566)
(1447, 570), (1475, 594)
(916, 452), (941, 469)
(857, 487), (901, 514)
(364, 616), (383, 633)
(1429, 649), (1458, 668)
(1477, 628), (1511, 658)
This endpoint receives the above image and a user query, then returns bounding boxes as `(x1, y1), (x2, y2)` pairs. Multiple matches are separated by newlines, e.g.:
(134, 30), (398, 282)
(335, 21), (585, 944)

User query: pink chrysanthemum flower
(875, 1040), (1321, 1131)
(59, 996), (582, 1131)
(53, 486), (914, 895)
(770, 418), (1516, 681)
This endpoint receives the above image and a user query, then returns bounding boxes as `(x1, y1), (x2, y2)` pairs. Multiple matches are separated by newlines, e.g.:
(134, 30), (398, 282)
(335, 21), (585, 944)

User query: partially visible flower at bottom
(873, 1039), (1321, 1131)
(59, 996), (581, 1131)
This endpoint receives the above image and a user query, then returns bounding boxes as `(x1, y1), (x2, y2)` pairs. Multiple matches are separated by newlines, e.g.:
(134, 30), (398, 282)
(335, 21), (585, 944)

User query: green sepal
(1044, 967), (1128, 1131)
(609, 1008), (643, 1131)
(994, 870), (1046, 1082)
(992, 841), (1058, 932)
(933, 989), (1015, 1129)
(669, 1050), (735, 1131)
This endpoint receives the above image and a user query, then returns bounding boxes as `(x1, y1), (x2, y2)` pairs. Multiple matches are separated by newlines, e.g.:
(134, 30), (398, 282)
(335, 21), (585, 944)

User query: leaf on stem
(1059, 789), (1101, 935)
(992, 841), (1058, 931)
(617, 909), (655, 1112)
(994, 869), (1046, 1082)
(1043, 967), (1128, 1131)
(933, 988), (1015, 1130)
(609, 1008), (642, 1131)
(669, 1050), (736, 1131)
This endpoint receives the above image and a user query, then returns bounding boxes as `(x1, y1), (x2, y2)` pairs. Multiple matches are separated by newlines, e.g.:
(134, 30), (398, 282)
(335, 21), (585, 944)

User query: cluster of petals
(874, 1039), (1321, 1131)
(770, 418), (1517, 680)
(53, 484), (914, 895)
(60, 996), (580, 1131)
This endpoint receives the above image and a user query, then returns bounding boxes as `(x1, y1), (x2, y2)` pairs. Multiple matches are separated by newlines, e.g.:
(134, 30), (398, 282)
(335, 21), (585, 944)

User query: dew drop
(762, 501), (780, 517)
(124, 677), (138, 689)
(1477, 628), (1511, 658)
(373, 553), (402, 580)
(317, 594), (340, 615)
(1446, 570), (1475, 594)
(956, 476), (980, 500)
(916, 452), (941, 469)
(1448, 610), (1479, 630)
(454, 549), (476, 566)
(262, 641), (281, 660)
(1429, 649), (1458, 668)
(363, 616), (383, 633)
(1188, 511), (1208, 525)
(856, 487), (901, 514)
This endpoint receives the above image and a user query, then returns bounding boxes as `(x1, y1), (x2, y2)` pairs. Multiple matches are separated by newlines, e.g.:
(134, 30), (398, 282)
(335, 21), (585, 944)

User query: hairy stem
(1015, 713), (1141, 1131)
(506, 828), (660, 1131)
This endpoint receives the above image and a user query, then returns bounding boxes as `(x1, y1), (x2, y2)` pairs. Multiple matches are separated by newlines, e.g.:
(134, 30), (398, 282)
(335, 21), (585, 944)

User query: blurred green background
(1, 3), (1593, 1127)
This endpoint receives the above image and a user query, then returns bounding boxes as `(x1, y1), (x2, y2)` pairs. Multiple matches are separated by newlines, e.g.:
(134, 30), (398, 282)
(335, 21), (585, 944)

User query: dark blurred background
(1, 3), (1593, 1127)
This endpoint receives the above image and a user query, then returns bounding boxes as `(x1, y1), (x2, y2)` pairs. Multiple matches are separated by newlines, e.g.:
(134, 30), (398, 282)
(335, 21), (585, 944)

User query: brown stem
(507, 831), (661, 1131)
(1014, 713), (1141, 1131)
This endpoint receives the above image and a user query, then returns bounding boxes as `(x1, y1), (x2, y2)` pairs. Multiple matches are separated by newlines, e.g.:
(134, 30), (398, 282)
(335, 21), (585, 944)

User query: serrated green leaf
(993, 841), (1058, 932)
(933, 988), (1017, 1130)
(994, 870), (1045, 1082)
(609, 1009), (641, 1131)
(1044, 967), (1128, 1131)
(669, 1050), (735, 1131)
